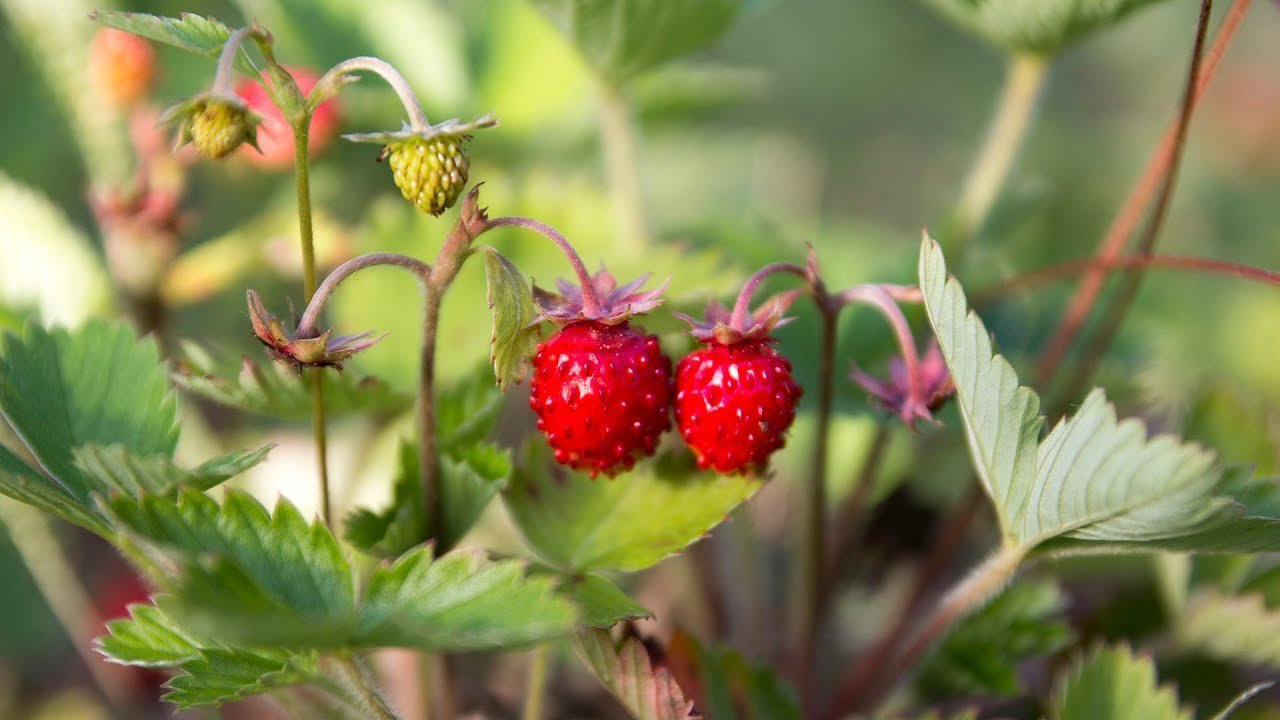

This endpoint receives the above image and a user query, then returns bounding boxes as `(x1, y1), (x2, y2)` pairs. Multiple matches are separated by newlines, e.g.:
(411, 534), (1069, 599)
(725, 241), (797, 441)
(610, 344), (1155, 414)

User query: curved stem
(522, 645), (550, 720)
(489, 216), (603, 315)
(976, 253), (1280, 305)
(296, 253), (432, 337)
(317, 56), (429, 132)
(948, 53), (1049, 250)
(597, 81), (647, 254)
(730, 263), (807, 329)
(1035, 0), (1246, 386)
(210, 27), (254, 97)
(831, 284), (924, 405)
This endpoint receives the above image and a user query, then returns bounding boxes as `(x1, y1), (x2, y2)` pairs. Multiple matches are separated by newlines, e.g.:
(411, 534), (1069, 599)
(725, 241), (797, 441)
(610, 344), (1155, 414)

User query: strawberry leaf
(558, 573), (652, 628)
(1050, 645), (1190, 720)
(480, 247), (541, 389)
(923, 0), (1170, 54)
(574, 628), (701, 720)
(504, 442), (761, 573)
(89, 11), (260, 78)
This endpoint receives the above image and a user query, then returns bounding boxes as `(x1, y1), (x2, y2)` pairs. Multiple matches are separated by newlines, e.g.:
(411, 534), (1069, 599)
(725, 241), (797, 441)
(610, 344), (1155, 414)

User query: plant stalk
(597, 81), (647, 254)
(317, 57), (430, 132)
(948, 52), (1049, 251)
(331, 655), (400, 720)
(488, 216), (604, 315)
(522, 645), (550, 720)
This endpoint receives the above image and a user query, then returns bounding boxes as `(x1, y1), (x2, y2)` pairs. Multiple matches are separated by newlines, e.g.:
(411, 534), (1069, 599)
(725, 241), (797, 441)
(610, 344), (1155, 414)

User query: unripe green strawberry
(190, 100), (252, 160)
(385, 135), (470, 216)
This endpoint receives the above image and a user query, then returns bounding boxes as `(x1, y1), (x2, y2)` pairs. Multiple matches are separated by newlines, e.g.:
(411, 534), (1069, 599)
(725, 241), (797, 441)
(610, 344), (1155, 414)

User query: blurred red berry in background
(90, 28), (156, 108)
(235, 66), (342, 169)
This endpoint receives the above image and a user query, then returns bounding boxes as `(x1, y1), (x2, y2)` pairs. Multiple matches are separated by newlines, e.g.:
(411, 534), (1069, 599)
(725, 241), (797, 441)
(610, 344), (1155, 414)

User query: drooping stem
(597, 81), (647, 254)
(830, 285), (924, 405)
(730, 263), (807, 329)
(489, 216), (603, 316)
(522, 645), (550, 720)
(975, 253), (1280, 305)
(948, 53), (1050, 250)
(209, 27), (254, 97)
(316, 56), (430, 132)
(1051, 0), (1217, 408)
(1035, 0), (1246, 386)
(296, 253), (432, 337)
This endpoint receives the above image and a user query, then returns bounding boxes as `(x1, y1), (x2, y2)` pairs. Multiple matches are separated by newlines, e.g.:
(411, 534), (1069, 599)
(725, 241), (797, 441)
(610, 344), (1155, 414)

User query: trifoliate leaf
(669, 630), (801, 720)
(919, 235), (1280, 555)
(107, 490), (575, 652)
(504, 442), (762, 573)
(480, 247), (541, 389)
(89, 11), (260, 78)
(923, 0), (1170, 55)
(174, 351), (411, 420)
(573, 628), (701, 720)
(558, 573), (652, 628)
(533, 0), (742, 86)
(72, 444), (272, 496)
(358, 548), (576, 650)
(917, 578), (1072, 698)
(1050, 644), (1190, 720)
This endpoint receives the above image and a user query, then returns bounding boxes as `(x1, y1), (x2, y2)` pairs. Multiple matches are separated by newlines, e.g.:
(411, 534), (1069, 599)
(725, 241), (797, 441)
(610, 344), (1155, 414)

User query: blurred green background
(2, 0), (1280, 717)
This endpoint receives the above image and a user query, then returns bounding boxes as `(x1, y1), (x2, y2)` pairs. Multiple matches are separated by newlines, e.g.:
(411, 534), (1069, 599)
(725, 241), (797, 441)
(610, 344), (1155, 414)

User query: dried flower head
(247, 290), (384, 371)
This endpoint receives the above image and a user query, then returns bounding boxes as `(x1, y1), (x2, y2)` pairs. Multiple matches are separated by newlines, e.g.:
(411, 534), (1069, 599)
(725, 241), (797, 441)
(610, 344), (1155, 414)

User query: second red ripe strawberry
(676, 338), (801, 474)
(530, 321), (672, 477)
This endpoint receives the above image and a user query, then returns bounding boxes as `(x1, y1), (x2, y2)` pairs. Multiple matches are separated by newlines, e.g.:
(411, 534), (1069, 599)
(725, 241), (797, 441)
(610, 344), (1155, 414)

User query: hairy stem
(1051, 0), (1216, 408)
(1035, 0), (1247, 386)
(730, 263), (808, 329)
(949, 52), (1049, 250)
(832, 284), (924, 405)
(489, 216), (603, 315)
(522, 645), (550, 720)
(317, 56), (430, 131)
(331, 655), (400, 720)
(209, 26), (253, 97)
(597, 81), (647, 254)
(419, 287), (443, 553)
(296, 253), (432, 337)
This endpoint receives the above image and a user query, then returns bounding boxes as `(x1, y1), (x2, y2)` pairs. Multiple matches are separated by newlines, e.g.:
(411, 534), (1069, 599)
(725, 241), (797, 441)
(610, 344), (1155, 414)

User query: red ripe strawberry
(675, 289), (802, 474)
(529, 268), (671, 477)
(235, 66), (341, 169)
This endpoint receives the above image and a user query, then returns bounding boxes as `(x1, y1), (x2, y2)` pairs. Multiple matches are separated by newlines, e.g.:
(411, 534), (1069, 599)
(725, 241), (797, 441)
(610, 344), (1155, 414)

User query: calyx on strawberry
(674, 283), (803, 475)
(528, 267), (672, 477)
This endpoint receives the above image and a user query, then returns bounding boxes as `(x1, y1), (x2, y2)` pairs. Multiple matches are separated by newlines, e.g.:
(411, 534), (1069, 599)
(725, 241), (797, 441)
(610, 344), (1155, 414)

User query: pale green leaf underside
(1051, 644), (1190, 720)
(90, 11), (260, 78)
(481, 247), (541, 389)
(919, 236), (1280, 554)
(924, 0), (1170, 54)
(504, 443), (762, 572)
(573, 629), (702, 720)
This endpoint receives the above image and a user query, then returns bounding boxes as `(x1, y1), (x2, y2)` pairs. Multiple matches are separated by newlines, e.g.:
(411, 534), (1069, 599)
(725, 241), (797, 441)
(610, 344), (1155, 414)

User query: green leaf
(1179, 591), (1280, 669)
(0, 444), (108, 534)
(345, 440), (511, 558)
(108, 489), (358, 647)
(670, 631), (801, 720)
(89, 11), (260, 78)
(108, 490), (574, 652)
(358, 548), (576, 650)
(98, 598), (202, 668)
(919, 235), (1280, 554)
(573, 628), (702, 720)
(533, 0), (743, 86)
(436, 364), (505, 450)
(175, 351), (412, 420)
(922, 0), (1170, 55)
(504, 442), (762, 572)
(0, 320), (176, 504)
(480, 247), (542, 389)
(72, 444), (272, 496)
(917, 578), (1072, 698)
(1050, 644), (1190, 720)
(560, 573), (652, 628)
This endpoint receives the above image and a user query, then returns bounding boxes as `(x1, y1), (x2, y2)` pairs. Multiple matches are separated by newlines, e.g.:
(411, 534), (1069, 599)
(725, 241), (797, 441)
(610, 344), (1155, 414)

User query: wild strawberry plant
(2, 1), (1280, 719)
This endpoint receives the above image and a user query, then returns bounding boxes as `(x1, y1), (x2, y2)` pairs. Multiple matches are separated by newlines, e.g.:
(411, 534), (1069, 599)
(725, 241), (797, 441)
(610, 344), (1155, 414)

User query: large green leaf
(89, 11), (260, 77)
(923, 0), (1170, 55)
(573, 628), (701, 720)
(533, 0), (743, 86)
(504, 443), (761, 573)
(917, 578), (1072, 698)
(1050, 645), (1190, 720)
(175, 350), (412, 420)
(107, 489), (575, 652)
(919, 235), (1280, 555)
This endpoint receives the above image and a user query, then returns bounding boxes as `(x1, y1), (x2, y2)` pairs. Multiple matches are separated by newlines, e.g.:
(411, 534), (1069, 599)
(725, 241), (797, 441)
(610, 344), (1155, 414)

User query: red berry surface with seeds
(676, 339), (801, 473)
(530, 320), (672, 476)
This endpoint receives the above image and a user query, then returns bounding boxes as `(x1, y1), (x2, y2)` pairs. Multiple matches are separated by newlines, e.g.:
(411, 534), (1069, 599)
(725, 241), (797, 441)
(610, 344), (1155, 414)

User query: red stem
(489, 216), (603, 315)
(730, 263), (807, 328)
(832, 284), (924, 405)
